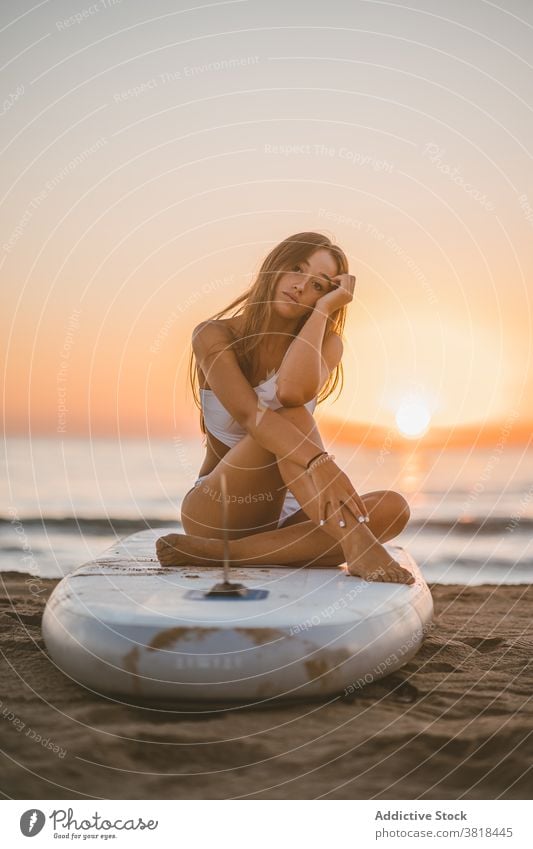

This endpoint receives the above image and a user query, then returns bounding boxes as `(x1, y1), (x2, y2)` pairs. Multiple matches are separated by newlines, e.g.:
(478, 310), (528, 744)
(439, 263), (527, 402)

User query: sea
(1, 437), (532, 585)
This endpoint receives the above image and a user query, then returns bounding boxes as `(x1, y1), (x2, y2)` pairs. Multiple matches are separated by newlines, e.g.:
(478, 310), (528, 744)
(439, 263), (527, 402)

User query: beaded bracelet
(306, 450), (327, 470)
(306, 451), (335, 475)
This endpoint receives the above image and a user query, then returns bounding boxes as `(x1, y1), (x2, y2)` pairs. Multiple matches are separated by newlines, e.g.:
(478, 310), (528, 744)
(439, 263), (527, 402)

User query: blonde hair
(188, 231), (350, 437)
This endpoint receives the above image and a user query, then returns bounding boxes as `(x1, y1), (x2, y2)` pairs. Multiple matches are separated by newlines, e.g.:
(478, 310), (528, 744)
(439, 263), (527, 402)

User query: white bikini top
(200, 367), (318, 448)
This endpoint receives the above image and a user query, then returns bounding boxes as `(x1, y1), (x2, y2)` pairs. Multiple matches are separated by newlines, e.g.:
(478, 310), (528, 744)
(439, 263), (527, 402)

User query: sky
(2, 0), (533, 445)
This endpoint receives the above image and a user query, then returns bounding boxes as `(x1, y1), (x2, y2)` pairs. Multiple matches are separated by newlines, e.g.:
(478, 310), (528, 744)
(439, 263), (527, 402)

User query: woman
(156, 232), (414, 584)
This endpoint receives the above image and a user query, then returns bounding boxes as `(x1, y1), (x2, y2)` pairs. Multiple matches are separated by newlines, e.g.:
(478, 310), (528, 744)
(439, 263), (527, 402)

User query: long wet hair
(188, 231), (350, 437)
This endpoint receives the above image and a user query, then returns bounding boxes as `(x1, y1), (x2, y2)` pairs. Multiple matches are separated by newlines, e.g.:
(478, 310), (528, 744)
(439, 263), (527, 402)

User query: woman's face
(273, 248), (339, 319)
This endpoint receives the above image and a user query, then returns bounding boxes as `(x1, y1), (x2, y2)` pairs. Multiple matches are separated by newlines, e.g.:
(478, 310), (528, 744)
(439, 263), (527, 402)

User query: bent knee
(387, 491), (411, 524)
(369, 489), (410, 523)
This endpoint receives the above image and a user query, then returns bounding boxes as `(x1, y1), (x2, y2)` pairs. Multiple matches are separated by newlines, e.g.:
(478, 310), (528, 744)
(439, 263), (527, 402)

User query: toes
(347, 563), (415, 585)
(398, 569), (415, 585)
(156, 535), (176, 553)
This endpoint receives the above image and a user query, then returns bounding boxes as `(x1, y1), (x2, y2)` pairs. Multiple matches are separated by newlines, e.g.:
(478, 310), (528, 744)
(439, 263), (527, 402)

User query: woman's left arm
(276, 273), (355, 406)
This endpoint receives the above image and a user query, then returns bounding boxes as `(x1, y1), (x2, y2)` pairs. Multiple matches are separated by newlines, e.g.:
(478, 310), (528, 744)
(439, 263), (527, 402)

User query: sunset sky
(2, 0), (532, 445)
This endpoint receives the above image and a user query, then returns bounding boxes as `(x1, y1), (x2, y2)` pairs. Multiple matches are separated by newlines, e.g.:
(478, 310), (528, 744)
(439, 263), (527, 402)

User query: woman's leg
(249, 406), (414, 583)
(158, 406), (414, 583)
(156, 488), (410, 568)
(177, 406), (328, 540)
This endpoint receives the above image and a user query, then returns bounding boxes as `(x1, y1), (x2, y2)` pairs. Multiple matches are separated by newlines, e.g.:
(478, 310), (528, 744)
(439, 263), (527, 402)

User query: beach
(1, 572), (532, 800)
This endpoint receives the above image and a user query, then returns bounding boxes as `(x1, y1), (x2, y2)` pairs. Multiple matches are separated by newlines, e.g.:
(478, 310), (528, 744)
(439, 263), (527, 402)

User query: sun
(395, 396), (432, 438)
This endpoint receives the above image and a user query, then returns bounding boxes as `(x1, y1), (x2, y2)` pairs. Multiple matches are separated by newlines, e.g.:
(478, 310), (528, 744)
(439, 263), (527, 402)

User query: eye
(312, 280), (324, 291)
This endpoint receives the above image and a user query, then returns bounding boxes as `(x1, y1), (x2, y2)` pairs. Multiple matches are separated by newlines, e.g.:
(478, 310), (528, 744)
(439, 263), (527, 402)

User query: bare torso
(196, 315), (295, 478)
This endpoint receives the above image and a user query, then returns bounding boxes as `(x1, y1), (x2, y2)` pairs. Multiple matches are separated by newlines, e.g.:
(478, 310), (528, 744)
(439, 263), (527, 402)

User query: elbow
(277, 393), (305, 407)
(277, 388), (315, 407)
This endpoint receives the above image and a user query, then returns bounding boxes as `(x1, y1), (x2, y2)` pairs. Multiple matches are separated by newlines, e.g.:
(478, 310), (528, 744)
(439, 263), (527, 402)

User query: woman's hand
(308, 459), (369, 527)
(315, 273), (356, 315)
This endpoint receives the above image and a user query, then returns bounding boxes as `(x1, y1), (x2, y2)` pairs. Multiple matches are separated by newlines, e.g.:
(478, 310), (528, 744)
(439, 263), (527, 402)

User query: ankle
(340, 521), (376, 551)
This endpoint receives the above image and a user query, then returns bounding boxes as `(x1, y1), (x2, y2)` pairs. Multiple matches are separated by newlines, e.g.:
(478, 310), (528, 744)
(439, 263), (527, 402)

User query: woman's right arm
(192, 321), (325, 469)
(193, 321), (369, 522)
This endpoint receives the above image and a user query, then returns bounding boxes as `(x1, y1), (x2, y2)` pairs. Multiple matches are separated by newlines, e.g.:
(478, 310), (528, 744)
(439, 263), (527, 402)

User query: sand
(1, 571), (532, 800)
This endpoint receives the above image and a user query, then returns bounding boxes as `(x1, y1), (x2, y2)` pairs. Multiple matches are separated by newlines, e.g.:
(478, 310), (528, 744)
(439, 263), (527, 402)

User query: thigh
(180, 435), (288, 539)
(181, 405), (325, 539)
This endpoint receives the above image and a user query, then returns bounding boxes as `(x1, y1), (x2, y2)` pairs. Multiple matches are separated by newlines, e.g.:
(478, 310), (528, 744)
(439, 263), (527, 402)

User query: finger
(323, 499), (333, 526)
(317, 491), (327, 526)
(334, 501), (347, 528)
(343, 493), (369, 524)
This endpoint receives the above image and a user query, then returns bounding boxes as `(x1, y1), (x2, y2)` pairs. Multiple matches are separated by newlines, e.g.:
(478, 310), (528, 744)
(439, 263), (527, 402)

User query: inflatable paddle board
(42, 528), (433, 703)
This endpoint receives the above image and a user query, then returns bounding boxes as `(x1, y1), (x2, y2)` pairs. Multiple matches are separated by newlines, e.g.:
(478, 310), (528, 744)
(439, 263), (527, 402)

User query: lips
(283, 291), (299, 304)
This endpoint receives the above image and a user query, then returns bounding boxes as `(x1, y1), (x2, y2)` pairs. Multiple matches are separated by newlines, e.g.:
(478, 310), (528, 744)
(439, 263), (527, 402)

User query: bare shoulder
(192, 317), (236, 352)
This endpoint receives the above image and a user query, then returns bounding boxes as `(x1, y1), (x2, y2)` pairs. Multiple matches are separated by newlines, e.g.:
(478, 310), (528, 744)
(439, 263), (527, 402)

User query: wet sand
(1, 572), (532, 799)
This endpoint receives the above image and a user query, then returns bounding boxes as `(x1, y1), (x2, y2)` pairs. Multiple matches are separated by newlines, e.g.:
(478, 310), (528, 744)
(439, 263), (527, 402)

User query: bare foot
(155, 533), (214, 567)
(342, 523), (415, 585)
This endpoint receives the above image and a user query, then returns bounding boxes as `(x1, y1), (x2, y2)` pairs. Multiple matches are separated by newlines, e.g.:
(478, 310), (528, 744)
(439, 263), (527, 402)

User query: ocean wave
(410, 517), (533, 533)
(2, 514), (533, 535)
(0, 516), (178, 534)
(419, 555), (533, 570)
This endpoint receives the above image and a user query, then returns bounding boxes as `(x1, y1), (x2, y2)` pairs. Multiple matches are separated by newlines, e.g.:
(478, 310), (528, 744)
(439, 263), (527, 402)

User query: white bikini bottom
(192, 475), (302, 530)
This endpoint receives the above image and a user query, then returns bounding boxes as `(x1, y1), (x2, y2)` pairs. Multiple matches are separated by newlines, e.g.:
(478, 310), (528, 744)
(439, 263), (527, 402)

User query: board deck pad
(42, 528), (434, 703)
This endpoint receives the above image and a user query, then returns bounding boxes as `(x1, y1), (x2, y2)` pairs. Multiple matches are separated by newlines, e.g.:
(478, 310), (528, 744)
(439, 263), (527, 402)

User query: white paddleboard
(42, 528), (433, 703)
